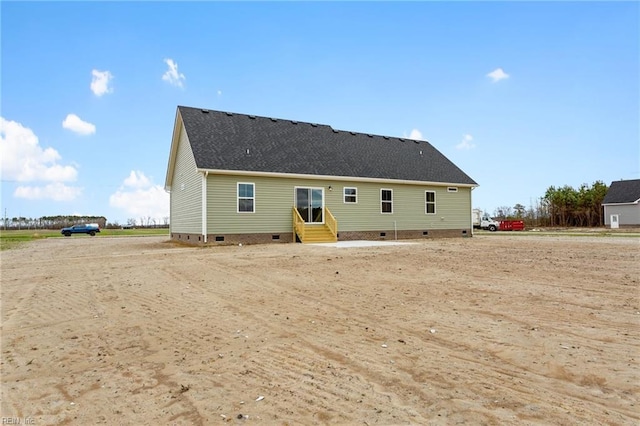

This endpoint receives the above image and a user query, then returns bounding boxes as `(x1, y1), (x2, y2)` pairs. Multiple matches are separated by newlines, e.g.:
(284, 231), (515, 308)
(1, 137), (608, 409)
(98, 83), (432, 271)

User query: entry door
(610, 214), (619, 229)
(295, 187), (324, 223)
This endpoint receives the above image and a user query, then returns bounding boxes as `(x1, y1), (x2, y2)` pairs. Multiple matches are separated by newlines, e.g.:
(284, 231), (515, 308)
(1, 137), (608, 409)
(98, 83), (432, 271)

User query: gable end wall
(169, 125), (203, 235)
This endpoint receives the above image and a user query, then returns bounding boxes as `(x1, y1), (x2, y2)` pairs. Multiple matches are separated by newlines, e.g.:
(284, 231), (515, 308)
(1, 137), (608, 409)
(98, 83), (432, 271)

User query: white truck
(472, 209), (500, 232)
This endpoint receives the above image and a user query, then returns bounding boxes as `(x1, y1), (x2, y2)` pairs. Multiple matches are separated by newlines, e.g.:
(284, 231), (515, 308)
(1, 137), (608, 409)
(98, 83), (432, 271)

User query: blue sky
(2, 1), (638, 225)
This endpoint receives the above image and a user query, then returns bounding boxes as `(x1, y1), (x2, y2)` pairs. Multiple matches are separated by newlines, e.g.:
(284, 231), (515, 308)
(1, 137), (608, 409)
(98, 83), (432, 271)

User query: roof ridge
(179, 105), (434, 141)
(178, 105), (331, 129)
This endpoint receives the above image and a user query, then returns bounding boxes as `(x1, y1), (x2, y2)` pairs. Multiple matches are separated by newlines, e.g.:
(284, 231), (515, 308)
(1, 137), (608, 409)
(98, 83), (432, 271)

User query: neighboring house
(602, 179), (640, 228)
(164, 106), (478, 244)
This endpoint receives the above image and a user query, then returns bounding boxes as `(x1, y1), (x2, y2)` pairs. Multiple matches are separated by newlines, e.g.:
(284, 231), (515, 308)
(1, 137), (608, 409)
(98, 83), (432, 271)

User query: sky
(1, 1), (638, 225)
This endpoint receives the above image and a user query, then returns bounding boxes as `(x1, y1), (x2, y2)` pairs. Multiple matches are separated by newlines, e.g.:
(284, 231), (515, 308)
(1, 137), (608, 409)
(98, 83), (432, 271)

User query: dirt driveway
(1, 234), (638, 425)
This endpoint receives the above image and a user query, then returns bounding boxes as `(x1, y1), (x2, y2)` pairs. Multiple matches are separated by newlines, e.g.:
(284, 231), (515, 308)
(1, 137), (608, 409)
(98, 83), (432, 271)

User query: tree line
(1, 215), (108, 230)
(492, 180), (608, 228)
(1, 215), (170, 230)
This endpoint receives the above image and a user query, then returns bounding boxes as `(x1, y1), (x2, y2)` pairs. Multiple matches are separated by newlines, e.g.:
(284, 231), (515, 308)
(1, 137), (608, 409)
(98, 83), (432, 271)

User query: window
(344, 187), (357, 203)
(447, 187), (458, 192)
(425, 191), (436, 214)
(381, 189), (393, 213)
(237, 183), (255, 213)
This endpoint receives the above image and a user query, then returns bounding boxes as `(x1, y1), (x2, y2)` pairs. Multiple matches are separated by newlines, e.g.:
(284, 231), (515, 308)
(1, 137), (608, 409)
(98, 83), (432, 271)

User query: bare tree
(494, 206), (513, 220)
(513, 203), (526, 218)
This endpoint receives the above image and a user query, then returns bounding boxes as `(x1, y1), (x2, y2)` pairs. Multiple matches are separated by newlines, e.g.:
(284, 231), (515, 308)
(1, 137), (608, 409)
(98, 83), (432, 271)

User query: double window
(425, 191), (436, 214)
(381, 189), (393, 213)
(237, 183), (255, 213)
(344, 187), (357, 203)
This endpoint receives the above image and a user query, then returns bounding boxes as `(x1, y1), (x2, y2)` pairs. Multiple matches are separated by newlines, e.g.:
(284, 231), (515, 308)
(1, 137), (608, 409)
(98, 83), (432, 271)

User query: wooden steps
(299, 224), (337, 243)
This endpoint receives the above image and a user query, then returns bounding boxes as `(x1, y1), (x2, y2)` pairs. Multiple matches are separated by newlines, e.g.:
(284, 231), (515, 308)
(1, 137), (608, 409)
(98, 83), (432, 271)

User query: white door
(610, 214), (619, 229)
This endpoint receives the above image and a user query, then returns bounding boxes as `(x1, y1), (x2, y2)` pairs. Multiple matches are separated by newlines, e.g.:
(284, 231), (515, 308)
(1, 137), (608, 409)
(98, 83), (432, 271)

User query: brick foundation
(170, 233), (207, 244)
(336, 229), (471, 240)
(171, 229), (470, 245)
(207, 232), (294, 245)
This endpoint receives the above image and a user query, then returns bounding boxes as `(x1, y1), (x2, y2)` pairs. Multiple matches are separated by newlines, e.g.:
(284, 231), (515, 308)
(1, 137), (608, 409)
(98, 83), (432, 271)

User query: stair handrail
(325, 207), (338, 238)
(292, 207), (305, 242)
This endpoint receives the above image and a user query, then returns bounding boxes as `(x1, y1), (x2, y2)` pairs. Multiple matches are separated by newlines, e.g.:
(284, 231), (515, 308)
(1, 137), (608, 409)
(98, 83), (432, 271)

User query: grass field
(1, 227), (637, 251)
(0, 228), (169, 251)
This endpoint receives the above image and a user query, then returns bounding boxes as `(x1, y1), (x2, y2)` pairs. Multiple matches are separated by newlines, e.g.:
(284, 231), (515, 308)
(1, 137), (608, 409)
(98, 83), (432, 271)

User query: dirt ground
(1, 234), (638, 425)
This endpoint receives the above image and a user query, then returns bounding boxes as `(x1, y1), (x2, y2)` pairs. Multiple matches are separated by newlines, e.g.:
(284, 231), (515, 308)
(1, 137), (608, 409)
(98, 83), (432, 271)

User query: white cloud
(0, 117), (78, 182)
(1, 117), (82, 201)
(123, 170), (151, 189)
(14, 182), (83, 201)
(217, 90), (222, 96)
(109, 170), (169, 221)
(62, 114), (96, 135)
(91, 69), (114, 96)
(409, 129), (423, 140)
(456, 134), (476, 150)
(403, 129), (424, 140)
(487, 68), (509, 83)
(162, 58), (186, 88)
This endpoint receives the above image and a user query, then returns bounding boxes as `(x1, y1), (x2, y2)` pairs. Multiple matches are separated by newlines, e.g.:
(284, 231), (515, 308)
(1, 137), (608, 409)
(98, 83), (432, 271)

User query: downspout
(470, 187), (475, 236)
(202, 171), (208, 243)
(165, 188), (171, 234)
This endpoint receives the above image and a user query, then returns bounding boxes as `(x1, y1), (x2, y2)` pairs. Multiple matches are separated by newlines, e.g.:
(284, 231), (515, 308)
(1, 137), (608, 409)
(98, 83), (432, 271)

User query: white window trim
(447, 187), (458, 192)
(343, 187), (358, 204)
(294, 186), (325, 224)
(381, 188), (393, 214)
(425, 190), (436, 215)
(237, 182), (255, 213)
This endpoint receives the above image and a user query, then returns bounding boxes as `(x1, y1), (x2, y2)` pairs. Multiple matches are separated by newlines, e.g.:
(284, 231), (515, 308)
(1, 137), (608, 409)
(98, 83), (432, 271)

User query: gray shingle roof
(602, 179), (640, 204)
(178, 106), (477, 185)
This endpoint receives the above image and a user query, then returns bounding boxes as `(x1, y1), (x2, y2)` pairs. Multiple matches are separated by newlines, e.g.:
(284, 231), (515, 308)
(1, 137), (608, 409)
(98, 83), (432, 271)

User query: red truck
(499, 220), (525, 231)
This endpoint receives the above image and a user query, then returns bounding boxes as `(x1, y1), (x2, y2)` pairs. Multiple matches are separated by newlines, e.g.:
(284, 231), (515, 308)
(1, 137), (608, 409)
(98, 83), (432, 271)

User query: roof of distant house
(170, 106), (478, 187)
(602, 179), (640, 204)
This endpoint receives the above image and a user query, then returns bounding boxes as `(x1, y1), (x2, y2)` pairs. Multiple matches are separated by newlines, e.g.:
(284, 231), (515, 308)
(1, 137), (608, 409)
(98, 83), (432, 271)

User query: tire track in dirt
(145, 259), (434, 423)
(3, 235), (638, 425)
(1, 239), (205, 424)
(184, 244), (639, 424)
(148, 252), (538, 423)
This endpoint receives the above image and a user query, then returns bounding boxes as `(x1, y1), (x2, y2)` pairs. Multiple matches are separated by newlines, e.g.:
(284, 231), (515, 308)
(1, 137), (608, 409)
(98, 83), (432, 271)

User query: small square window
(344, 187), (357, 203)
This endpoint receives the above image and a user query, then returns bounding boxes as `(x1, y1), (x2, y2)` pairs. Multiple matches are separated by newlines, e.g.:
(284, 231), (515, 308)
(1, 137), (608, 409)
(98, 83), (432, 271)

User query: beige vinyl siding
(207, 174), (301, 234)
(169, 125), (202, 234)
(206, 174), (471, 234)
(328, 183), (471, 231)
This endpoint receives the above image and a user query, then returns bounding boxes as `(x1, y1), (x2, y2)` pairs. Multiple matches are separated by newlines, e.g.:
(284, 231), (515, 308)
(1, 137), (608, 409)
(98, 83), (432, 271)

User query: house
(602, 179), (640, 228)
(164, 106), (478, 244)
